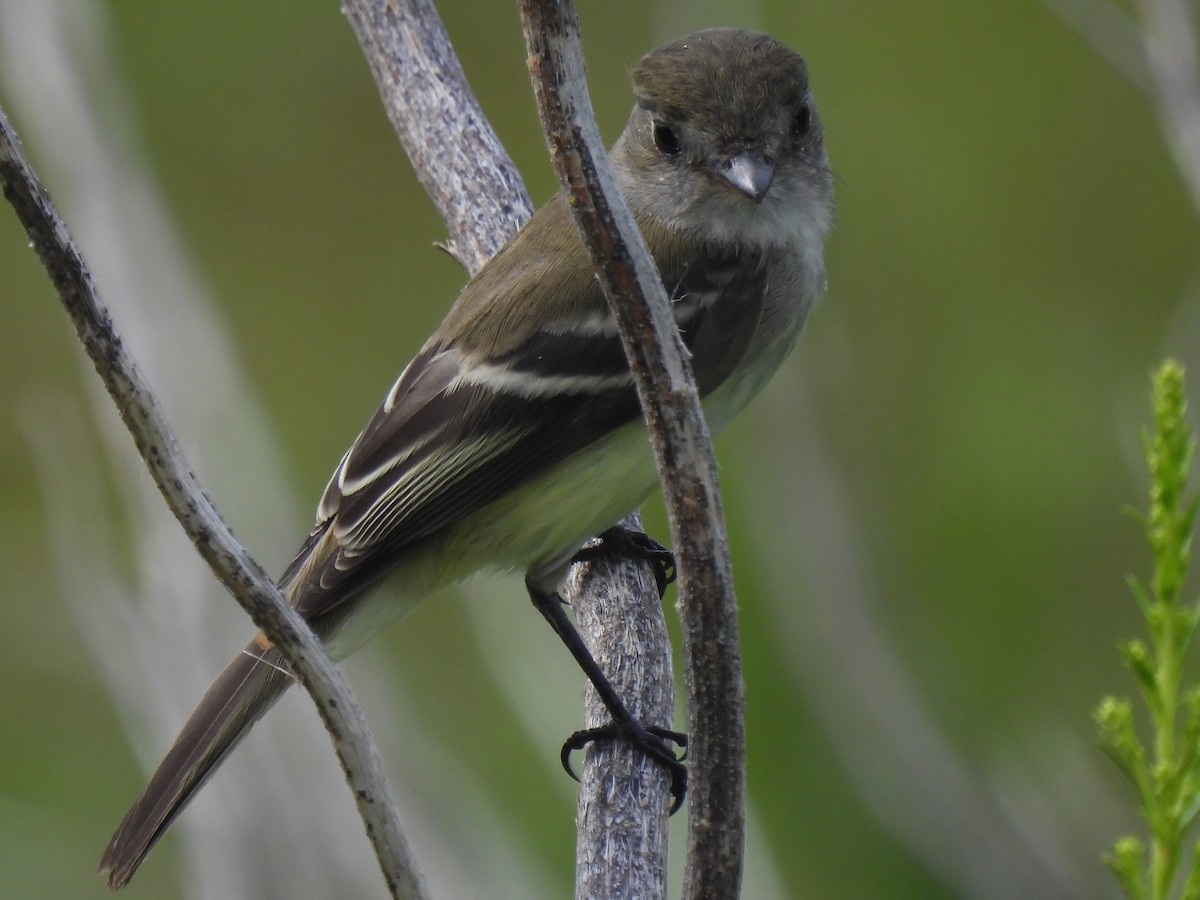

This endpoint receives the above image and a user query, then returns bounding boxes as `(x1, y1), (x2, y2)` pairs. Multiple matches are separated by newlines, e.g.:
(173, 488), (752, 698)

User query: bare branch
(343, 2), (692, 893)
(567, 513), (674, 900)
(517, 3), (746, 897)
(0, 108), (428, 900)
(341, 0), (532, 271)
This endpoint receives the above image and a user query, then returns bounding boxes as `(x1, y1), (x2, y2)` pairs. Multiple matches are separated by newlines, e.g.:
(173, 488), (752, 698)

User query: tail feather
(99, 640), (292, 890)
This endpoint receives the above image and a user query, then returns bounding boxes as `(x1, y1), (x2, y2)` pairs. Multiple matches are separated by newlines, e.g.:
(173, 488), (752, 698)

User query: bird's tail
(99, 639), (292, 891)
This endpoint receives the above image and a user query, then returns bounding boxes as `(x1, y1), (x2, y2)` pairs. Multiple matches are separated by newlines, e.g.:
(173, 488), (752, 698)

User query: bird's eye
(653, 121), (682, 156)
(792, 102), (812, 139)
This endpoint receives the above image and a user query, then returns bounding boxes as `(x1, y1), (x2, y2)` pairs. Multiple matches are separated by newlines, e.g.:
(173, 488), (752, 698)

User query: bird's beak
(720, 150), (776, 202)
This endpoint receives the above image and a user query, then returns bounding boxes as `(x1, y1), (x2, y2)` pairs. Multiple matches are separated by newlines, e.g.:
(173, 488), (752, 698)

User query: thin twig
(0, 107), (428, 900)
(341, 0), (532, 271)
(516, 3), (746, 898)
(343, 2), (684, 894)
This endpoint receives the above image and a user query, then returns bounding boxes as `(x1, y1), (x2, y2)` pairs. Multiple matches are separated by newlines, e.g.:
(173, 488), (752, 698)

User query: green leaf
(1097, 697), (1150, 797)
(1129, 576), (1154, 620)
(1119, 641), (1160, 715)
(1105, 835), (1147, 900)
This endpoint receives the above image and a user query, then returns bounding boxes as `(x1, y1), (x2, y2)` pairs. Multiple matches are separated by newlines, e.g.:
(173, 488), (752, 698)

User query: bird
(100, 27), (834, 890)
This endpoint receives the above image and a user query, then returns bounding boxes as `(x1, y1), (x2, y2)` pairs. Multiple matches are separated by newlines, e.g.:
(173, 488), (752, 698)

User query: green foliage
(1101, 360), (1200, 899)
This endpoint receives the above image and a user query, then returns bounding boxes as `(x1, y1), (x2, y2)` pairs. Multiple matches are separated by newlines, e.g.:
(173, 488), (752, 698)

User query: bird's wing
(282, 205), (768, 619)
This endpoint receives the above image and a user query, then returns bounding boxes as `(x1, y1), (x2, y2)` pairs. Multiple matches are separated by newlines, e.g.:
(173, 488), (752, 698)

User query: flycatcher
(100, 27), (834, 889)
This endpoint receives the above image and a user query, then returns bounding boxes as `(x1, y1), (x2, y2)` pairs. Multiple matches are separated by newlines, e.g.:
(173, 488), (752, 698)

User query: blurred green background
(2, 0), (1196, 897)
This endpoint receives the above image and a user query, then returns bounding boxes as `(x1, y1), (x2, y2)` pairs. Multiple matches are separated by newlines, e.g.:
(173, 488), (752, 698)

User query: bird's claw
(560, 722), (688, 814)
(572, 526), (677, 596)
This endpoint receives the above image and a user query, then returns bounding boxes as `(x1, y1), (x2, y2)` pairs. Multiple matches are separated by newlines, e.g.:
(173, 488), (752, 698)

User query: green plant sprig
(1100, 359), (1200, 900)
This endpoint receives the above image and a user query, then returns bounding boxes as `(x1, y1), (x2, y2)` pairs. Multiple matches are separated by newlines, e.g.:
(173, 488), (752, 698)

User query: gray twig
(517, 3), (746, 898)
(0, 107), (428, 900)
(344, 2), (687, 895)
(342, 0), (532, 270)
